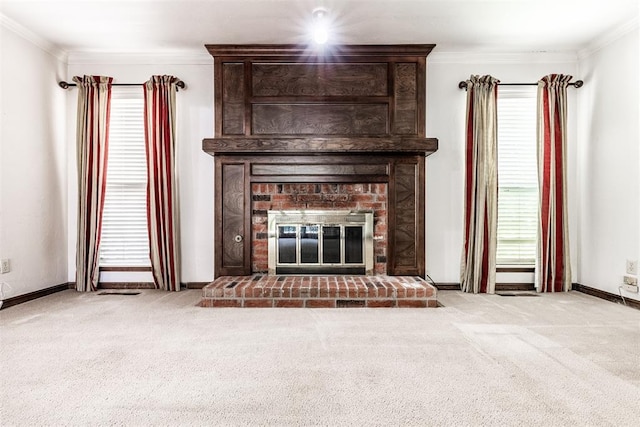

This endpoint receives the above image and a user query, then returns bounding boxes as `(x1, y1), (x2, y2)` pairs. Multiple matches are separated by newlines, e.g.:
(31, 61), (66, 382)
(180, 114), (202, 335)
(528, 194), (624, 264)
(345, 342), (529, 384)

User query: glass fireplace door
(269, 210), (373, 275)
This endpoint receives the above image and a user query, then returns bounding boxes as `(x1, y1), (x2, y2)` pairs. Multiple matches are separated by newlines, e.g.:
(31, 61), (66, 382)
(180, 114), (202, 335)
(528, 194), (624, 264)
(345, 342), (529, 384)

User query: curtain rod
(58, 80), (186, 90)
(458, 80), (583, 90)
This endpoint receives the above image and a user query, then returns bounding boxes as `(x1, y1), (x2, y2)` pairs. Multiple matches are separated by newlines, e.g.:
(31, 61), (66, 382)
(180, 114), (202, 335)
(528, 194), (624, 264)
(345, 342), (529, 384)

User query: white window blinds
(99, 87), (150, 267)
(496, 87), (538, 265)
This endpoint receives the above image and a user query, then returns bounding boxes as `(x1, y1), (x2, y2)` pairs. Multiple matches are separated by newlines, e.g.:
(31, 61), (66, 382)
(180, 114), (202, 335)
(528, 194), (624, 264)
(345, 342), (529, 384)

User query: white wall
(0, 24), (68, 300)
(66, 56), (214, 284)
(425, 54), (579, 284)
(577, 27), (640, 301)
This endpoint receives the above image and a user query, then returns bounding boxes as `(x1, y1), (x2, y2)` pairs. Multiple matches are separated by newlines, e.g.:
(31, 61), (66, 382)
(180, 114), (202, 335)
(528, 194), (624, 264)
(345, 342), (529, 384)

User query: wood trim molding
(0, 283), (71, 310)
(184, 282), (211, 289)
(99, 266), (152, 272)
(98, 282), (156, 290)
(496, 283), (535, 291)
(573, 283), (640, 310)
(434, 283), (536, 291)
(497, 266), (535, 273)
(434, 282), (461, 291)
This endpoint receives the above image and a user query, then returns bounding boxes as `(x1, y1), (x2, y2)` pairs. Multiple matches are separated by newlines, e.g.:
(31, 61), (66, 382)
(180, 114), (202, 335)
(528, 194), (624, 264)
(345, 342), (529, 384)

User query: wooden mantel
(203, 136), (438, 156)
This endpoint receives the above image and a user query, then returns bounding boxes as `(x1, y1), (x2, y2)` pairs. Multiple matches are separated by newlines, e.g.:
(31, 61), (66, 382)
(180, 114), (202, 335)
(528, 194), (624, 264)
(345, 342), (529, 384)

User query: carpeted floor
(1, 289), (639, 426)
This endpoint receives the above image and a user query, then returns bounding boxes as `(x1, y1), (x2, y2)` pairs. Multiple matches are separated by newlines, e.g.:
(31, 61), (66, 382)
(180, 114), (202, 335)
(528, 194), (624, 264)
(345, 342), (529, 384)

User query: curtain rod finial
(574, 80), (583, 88)
(458, 81), (468, 90)
(58, 81), (70, 89)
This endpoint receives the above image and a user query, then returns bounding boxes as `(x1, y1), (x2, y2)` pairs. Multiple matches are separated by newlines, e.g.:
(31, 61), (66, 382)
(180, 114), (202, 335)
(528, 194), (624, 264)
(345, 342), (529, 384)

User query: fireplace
(203, 44), (438, 279)
(268, 210), (374, 275)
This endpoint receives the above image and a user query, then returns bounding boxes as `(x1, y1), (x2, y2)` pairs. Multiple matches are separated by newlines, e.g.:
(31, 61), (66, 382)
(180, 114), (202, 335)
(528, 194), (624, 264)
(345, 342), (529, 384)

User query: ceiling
(1, 0), (638, 57)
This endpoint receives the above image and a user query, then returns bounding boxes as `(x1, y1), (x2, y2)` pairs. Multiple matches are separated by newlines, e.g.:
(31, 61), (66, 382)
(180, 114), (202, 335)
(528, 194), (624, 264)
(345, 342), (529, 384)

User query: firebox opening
(268, 210), (374, 275)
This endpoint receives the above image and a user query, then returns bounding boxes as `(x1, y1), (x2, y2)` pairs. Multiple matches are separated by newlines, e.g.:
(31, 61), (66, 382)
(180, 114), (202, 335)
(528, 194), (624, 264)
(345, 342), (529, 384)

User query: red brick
(322, 194), (349, 202)
(211, 299), (242, 307)
(373, 285), (384, 297)
(371, 184), (387, 194)
(252, 201), (272, 210)
(354, 285), (368, 298)
(268, 184), (279, 194)
(252, 263), (268, 272)
(298, 286), (311, 298)
(305, 299), (336, 308)
(236, 282), (250, 298)
(366, 299), (395, 307)
(358, 202), (385, 210)
(297, 194), (323, 202)
(205, 287), (225, 298)
(332, 201), (357, 209)
(306, 201), (336, 209)
(351, 194), (376, 202)
(275, 299), (304, 308)
(336, 299), (366, 308)
(319, 284), (331, 298)
(309, 284), (320, 298)
(427, 299), (438, 308)
(275, 284), (287, 298)
(270, 194), (291, 202)
(279, 202), (305, 210)
(375, 224), (388, 233)
(397, 300), (427, 308)
(243, 299), (274, 308)
(250, 286), (265, 298)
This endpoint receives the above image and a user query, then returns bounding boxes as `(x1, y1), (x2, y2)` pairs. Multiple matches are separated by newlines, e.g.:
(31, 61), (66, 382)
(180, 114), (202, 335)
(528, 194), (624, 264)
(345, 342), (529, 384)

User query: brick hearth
(200, 275), (437, 308)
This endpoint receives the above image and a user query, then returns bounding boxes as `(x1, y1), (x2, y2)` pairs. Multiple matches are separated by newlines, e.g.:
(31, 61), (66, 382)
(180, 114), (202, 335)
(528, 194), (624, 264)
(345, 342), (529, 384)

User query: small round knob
(234, 235), (243, 243)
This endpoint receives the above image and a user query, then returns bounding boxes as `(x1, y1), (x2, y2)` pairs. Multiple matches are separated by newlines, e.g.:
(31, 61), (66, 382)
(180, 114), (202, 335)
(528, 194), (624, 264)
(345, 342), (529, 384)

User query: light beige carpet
(1, 289), (639, 426)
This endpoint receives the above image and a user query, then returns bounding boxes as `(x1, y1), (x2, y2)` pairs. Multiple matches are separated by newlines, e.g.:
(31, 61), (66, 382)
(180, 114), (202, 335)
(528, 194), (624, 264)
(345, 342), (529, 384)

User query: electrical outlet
(626, 259), (637, 275)
(623, 283), (639, 293)
(0, 259), (10, 274)
(623, 275), (637, 286)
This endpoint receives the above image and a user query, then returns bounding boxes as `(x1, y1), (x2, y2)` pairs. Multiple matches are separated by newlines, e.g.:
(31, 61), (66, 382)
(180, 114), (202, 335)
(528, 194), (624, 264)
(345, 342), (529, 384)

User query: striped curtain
(143, 76), (181, 291)
(536, 74), (572, 292)
(74, 76), (113, 292)
(461, 75), (499, 294)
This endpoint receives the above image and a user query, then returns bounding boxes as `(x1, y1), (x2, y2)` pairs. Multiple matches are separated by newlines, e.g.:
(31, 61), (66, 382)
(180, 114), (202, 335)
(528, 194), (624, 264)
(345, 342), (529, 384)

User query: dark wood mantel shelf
(203, 137), (439, 156)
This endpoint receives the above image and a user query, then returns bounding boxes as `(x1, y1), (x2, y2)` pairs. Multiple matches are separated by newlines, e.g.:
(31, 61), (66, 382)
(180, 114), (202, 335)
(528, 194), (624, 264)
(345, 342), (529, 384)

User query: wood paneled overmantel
(203, 44), (438, 278)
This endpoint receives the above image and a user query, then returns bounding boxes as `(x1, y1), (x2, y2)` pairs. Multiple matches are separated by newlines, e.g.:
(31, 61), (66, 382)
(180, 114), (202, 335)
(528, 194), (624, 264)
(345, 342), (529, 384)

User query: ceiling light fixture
(312, 7), (329, 45)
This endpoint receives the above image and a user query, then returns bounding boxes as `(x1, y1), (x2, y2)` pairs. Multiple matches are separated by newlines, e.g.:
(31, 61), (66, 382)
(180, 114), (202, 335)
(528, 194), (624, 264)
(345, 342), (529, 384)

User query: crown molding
(0, 13), (67, 62)
(67, 51), (212, 65)
(428, 50), (578, 64)
(578, 16), (639, 60)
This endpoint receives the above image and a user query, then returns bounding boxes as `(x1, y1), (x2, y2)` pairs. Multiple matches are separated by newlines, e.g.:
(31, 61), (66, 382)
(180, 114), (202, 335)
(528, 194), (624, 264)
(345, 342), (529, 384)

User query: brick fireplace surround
(251, 183), (388, 275)
(199, 44), (439, 308)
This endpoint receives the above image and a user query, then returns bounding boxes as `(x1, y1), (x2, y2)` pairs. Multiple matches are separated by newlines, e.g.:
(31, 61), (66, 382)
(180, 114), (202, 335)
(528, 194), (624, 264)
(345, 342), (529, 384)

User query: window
(99, 88), (150, 267)
(496, 87), (538, 265)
